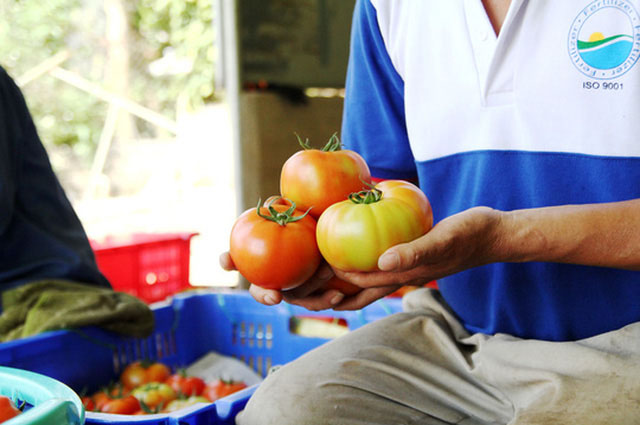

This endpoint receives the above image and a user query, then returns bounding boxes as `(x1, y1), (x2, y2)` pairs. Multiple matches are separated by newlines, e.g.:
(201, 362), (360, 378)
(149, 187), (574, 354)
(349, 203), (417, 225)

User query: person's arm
(500, 199), (640, 269)
(332, 199), (640, 309)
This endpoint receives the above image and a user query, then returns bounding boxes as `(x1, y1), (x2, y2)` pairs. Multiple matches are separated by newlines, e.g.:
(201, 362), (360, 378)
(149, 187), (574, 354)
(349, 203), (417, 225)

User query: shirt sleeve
(341, 0), (417, 182)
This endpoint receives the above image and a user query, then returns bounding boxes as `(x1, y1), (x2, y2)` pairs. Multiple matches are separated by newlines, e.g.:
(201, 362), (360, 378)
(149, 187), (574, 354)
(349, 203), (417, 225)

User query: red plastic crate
(90, 232), (198, 303)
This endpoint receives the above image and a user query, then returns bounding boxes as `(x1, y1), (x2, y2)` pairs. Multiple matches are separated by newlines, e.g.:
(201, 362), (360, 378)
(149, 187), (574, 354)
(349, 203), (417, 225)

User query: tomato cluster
(229, 133), (433, 292)
(82, 360), (247, 415)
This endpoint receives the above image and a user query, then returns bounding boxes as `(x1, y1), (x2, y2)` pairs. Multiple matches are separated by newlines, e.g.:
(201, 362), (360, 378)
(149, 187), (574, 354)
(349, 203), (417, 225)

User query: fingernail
(264, 294), (278, 305)
(330, 292), (344, 305)
(379, 251), (399, 271)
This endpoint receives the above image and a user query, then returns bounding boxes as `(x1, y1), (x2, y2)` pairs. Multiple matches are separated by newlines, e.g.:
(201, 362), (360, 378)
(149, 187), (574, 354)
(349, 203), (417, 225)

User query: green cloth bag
(0, 280), (154, 342)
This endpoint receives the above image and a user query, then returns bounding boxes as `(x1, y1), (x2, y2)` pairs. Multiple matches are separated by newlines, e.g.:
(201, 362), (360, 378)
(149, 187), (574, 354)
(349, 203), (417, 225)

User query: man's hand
(332, 206), (504, 309)
(219, 252), (355, 311)
(219, 207), (503, 311)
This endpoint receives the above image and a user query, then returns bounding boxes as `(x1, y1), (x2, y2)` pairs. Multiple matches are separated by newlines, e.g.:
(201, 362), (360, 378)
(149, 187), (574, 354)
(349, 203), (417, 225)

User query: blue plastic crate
(0, 290), (402, 425)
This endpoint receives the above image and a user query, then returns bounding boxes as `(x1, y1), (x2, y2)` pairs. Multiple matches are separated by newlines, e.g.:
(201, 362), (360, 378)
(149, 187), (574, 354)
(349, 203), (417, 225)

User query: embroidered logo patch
(568, 0), (640, 79)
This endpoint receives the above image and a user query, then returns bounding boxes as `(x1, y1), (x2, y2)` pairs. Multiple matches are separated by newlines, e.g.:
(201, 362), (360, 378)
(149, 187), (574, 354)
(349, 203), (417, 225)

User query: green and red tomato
(316, 180), (432, 272)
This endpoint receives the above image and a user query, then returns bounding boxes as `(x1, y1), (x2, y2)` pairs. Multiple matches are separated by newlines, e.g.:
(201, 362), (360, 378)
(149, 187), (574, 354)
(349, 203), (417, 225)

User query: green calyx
(256, 197), (312, 226)
(348, 179), (382, 204)
(295, 132), (342, 152)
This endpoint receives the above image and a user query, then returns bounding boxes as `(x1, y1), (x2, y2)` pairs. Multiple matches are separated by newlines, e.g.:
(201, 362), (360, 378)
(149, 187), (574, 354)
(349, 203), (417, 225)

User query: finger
(249, 284), (283, 306)
(283, 263), (335, 299)
(219, 251), (236, 271)
(378, 239), (425, 272)
(336, 267), (425, 289)
(283, 289), (345, 312)
(332, 285), (400, 311)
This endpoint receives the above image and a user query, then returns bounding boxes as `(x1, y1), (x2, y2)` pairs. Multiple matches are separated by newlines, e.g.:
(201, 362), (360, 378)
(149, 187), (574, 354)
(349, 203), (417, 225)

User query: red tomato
(0, 396), (21, 422)
(120, 361), (171, 390)
(81, 396), (96, 412)
(316, 180), (432, 272)
(229, 202), (321, 290)
(91, 383), (129, 412)
(203, 380), (248, 402)
(280, 134), (371, 219)
(101, 395), (141, 415)
(165, 373), (206, 397)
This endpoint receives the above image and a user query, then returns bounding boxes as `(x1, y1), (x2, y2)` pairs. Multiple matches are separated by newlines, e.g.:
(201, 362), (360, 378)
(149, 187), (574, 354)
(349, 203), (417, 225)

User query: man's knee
(236, 360), (333, 425)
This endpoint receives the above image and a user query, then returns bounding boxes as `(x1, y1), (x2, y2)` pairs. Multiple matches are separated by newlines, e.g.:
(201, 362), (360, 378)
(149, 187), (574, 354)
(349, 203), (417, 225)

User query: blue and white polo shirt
(341, 0), (640, 341)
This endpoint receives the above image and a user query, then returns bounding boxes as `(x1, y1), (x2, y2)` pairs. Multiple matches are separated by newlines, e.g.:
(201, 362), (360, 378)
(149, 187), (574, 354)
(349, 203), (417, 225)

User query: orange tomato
(230, 202), (321, 290)
(203, 380), (248, 402)
(280, 134), (371, 219)
(120, 361), (171, 390)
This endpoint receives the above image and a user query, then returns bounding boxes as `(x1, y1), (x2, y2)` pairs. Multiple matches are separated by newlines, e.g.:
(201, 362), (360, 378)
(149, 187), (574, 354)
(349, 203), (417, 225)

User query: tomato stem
(294, 132), (342, 152)
(348, 186), (383, 204)
(256, 197), (312, 226)
(321, 132), (342, 152)
(295, 132), (312, 150)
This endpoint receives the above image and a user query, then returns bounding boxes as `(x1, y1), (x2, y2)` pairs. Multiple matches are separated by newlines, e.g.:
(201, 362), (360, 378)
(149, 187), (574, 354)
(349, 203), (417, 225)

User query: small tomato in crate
(203, 379), (248, 402)
(120, 361), (171, 390)
(165, 371), (206, 397)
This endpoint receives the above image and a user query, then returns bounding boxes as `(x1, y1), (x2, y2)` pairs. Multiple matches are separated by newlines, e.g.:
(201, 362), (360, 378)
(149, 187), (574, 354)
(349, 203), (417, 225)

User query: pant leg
(472, 321), (640, 425)
(237, 289), (513, 425)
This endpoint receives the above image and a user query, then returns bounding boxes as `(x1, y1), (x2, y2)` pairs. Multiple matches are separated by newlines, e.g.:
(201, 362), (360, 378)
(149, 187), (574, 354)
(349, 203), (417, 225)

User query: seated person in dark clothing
(0, 65), (110, 297)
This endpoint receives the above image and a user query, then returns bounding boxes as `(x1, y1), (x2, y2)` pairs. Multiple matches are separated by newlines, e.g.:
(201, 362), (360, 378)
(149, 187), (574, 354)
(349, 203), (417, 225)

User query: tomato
(91, 383), (129, 412)
(229, 200), (321, 290)
(91, 391), (113, 412)
(81, 396), (96, 412)
(316, 180), (432, 272)
(101, 395), (141, 415)
(165, 372), (206, 397)
(0, 396), (21, 422)
(375, 180), (433, 229)
(163, 396), (210, 413)
(325, 275), (361, 296)
(280, 133), (371, 219)
(120, 361), (171, 390)
(132, 383), (177, 410)
(203, 380), (248, 402)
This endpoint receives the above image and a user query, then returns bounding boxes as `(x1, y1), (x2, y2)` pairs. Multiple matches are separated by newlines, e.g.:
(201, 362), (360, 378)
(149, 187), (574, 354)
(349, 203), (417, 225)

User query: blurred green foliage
(0, 0), (215, 165)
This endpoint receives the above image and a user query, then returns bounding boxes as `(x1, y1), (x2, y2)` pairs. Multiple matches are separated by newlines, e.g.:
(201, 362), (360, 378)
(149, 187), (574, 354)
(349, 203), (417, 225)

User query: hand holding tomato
(221, 251), (352, 311)
(331, 206), (504, 310)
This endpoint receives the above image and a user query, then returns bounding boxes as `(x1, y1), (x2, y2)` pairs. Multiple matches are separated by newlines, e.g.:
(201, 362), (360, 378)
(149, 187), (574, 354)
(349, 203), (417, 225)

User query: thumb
(378, 242), (421, 271)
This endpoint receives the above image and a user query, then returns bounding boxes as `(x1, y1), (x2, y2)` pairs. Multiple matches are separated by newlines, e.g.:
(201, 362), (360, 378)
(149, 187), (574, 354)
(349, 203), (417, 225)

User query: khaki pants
(237, 289), (640, 425)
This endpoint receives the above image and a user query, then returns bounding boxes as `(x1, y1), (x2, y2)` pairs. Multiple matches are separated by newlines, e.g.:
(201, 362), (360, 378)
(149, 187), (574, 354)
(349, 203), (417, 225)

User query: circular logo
(568, 0), (640, 79)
